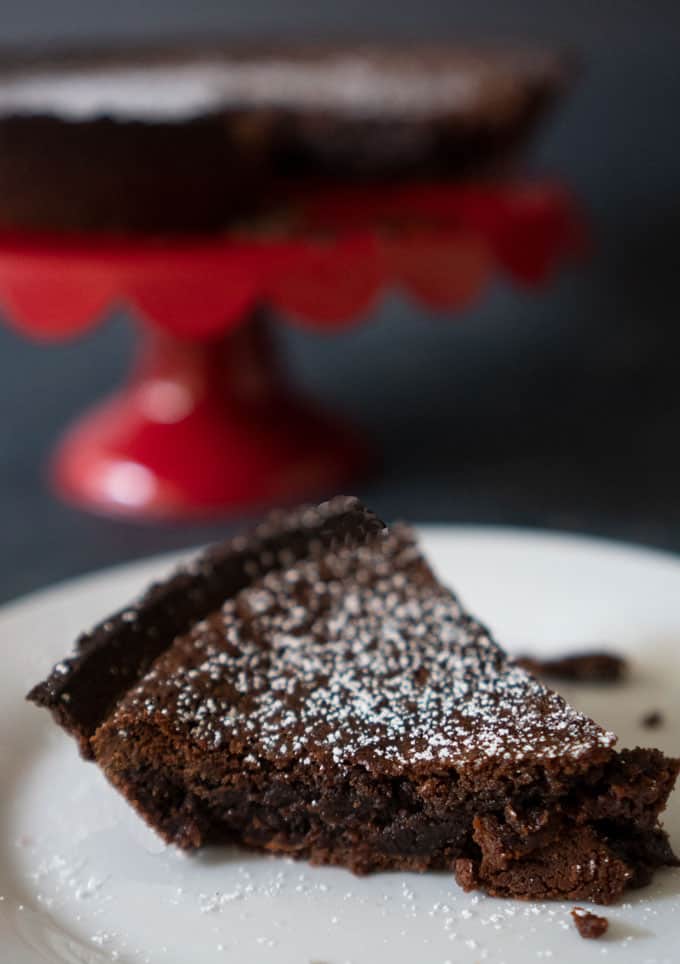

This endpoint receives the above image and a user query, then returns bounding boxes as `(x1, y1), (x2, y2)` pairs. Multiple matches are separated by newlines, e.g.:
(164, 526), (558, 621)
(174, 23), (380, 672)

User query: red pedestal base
(52, 316), (368, 519)
(0, 181), (585, 519)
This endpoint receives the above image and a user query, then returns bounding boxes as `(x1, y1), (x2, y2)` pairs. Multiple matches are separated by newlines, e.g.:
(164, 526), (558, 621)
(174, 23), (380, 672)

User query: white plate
(1, 526), (679, 964)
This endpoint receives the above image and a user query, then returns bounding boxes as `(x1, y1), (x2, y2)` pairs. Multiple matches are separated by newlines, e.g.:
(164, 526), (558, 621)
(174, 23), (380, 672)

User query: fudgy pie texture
(28, 497), (678, 903)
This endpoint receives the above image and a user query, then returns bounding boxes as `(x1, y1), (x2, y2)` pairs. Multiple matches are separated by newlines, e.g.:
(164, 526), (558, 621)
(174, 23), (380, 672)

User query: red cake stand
(0, 181), (584, 519)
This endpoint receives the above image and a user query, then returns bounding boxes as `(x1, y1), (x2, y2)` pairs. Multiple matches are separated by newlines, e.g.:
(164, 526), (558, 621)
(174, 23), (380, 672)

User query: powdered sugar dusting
(0, 50), (562, 122)
(115, 525), (615, 773)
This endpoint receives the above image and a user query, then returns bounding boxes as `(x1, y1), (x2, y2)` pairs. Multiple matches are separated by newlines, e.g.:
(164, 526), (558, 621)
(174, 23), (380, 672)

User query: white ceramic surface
(1, 526), (679, 963)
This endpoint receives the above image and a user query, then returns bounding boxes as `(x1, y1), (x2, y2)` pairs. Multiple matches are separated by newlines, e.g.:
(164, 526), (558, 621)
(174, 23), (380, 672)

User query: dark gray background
(2, 3), (680, 604)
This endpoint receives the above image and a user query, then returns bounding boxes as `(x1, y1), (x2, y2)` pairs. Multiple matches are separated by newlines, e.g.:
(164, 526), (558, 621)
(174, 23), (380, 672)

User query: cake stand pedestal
(53, 315), (367, 517)
(0, 181), (584, 519)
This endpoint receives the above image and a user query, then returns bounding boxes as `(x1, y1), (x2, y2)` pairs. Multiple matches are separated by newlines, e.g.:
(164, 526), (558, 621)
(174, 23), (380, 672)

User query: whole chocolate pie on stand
(0, 41), (569, 233)
(0, 42), (583, 518)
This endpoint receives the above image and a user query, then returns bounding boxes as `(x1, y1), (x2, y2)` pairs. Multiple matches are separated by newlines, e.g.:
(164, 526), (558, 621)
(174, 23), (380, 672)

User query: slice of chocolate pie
(28, 497), (678, 903)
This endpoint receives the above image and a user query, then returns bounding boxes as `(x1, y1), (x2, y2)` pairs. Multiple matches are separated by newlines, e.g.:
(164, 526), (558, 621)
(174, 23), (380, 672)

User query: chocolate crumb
(571, 907), (609, 939)
(641, 710), (664, 729)
(515, 651), (627, 683)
